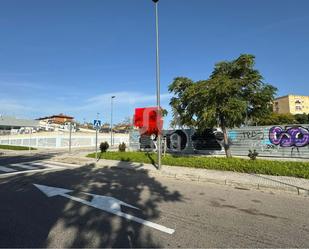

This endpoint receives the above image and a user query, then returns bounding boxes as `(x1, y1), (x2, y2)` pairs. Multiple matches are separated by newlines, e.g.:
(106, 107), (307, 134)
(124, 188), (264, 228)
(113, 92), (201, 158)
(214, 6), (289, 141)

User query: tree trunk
(221, 124), (232, 158)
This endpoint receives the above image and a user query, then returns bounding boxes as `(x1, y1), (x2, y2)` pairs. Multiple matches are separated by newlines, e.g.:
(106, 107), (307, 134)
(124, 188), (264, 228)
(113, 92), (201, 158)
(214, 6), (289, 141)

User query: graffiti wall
(164, 129), (223, 154)
(129, 124), (309, 158)
(228, 125), (309, 158)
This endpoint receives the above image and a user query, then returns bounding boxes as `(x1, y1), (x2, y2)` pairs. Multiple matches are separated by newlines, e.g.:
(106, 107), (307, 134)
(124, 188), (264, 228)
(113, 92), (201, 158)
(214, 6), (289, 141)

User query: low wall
(0, 132), (129, 149)
(129, 125), (309, 159)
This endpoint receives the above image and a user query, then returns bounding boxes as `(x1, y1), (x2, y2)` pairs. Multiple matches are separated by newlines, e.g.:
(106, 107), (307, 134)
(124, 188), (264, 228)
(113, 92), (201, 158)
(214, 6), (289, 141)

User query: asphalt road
(0, 156), (309, 248)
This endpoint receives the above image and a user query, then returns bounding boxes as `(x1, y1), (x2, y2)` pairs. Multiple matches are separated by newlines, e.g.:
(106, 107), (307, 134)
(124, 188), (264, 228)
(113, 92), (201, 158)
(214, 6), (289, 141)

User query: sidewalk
(49, 152), (309, 197)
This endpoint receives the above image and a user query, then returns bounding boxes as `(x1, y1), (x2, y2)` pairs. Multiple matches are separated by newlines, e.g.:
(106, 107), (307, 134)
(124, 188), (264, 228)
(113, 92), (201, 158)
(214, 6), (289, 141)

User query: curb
(102, 162), (309, 197)
(50, 157), (309, 197)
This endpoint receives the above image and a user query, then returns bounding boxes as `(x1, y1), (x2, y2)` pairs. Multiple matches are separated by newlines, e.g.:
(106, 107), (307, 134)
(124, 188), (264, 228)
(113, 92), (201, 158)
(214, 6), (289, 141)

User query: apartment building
(273, 95), (309, 114)
(36, 113), (74, 132)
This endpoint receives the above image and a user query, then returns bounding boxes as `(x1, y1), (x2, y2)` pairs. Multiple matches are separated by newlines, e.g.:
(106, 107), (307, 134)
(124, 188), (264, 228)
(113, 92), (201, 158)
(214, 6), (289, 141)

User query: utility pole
(153, 0), (162, 169)
(69, 122), (72, 153)
(95, 112), (99, 160)
(110, 96), (115, 147)
(29, 128), (32, 153)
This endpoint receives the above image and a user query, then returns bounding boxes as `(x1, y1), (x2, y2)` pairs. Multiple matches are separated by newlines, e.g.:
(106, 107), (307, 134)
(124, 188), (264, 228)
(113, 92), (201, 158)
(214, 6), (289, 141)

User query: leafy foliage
(294, 113), (309, 124)
(257, 113), (296, 125)
(99, 142), (109, 153)
(161, 108), (168, 117)
(248, 149), (259, 160)
(169, 54), (277, 157)
(87, 152), (309, 179)
(118, 142), (126, 152)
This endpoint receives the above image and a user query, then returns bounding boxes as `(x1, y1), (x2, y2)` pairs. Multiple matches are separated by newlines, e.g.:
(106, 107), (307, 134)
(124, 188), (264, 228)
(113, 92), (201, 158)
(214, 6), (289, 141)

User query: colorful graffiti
(129, 125), (309, 158)
(166, 130), (188, 151)
(191, 129), (223, 150)
(269, 126), (309, 147)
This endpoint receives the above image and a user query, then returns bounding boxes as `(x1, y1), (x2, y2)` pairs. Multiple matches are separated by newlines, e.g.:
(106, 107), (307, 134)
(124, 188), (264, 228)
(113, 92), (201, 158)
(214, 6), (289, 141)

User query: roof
(0, 116), (39, 127)
(36, 113), (74, 120)
(275, 94), (309, 100)
(274, 95), (289, 100)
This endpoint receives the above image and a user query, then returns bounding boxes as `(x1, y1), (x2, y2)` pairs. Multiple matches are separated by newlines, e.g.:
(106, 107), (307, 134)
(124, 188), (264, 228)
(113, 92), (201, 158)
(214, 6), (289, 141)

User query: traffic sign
(93, 120), (101, 128)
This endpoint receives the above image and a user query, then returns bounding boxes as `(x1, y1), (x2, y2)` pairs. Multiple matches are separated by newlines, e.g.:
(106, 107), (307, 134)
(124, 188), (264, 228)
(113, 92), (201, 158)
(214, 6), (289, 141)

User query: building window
(295, 106), (302, 111)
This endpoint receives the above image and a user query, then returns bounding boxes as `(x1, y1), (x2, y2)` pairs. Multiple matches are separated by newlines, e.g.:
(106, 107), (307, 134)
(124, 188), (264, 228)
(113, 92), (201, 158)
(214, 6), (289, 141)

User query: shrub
(100, 142), (109, 153)
(248, 149), (259, 160)
(118, 142), (126, 152)
(0, 145), (36, 150)
(86, 151), (309, 179)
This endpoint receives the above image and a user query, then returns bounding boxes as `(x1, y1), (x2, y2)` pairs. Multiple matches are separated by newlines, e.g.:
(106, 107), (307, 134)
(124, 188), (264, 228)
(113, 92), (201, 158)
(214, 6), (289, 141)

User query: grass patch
(87, 151), (309, 179)
(0, 144), (37, 151)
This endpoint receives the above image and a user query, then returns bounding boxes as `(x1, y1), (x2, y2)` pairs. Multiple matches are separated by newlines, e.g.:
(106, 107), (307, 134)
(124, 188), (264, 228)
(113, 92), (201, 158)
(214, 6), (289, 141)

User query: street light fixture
(110, 96), (116, 146)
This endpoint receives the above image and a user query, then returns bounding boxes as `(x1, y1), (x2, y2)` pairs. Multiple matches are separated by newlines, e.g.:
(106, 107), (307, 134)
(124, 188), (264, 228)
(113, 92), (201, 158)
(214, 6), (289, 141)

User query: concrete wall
(129, 125), (309, 158)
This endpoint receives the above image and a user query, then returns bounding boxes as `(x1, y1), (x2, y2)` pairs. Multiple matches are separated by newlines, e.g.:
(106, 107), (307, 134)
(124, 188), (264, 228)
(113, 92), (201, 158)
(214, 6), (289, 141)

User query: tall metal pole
(110, 96), (115, 147)
(95, 112), (99, 160)
(154, 0), (162, 169)
(29, 128), (32, 153)
(69, 122), (72, 153)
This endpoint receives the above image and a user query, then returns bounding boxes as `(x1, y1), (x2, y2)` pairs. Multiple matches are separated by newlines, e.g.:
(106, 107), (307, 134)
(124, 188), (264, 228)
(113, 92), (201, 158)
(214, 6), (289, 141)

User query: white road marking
(0, 161), (66, 177)
(11, 163), (37, 170)
(0, 166), (17, 172)
(43, 160), (80, 167)
(29, 162), (65, 169)
(34, 184), (175, 235)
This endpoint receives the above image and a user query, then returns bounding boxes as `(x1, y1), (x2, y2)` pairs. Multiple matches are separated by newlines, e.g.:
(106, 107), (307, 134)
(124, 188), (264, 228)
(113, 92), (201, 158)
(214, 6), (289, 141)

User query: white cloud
(86, 91), (171, 107)
(0, 99), (34, 117)
(0, 91), (173, 124)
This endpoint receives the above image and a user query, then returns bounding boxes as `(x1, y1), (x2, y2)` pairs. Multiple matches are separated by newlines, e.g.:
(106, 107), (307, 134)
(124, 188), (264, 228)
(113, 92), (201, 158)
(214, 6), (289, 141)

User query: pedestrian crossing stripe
(0, 166), (16, 172)
(0, 161), (66, 177)
(10, 163), (37, 170)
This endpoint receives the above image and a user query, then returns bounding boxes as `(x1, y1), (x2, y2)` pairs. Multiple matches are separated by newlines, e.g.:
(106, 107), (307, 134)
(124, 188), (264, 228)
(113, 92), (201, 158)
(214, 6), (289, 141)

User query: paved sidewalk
(48, 152), (309, 197)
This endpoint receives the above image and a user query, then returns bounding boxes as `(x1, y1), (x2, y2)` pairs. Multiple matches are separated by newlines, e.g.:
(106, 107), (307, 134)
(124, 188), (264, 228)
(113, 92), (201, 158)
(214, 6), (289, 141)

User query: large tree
(257, 113), (296, 125)
(169, 54), (277, 157)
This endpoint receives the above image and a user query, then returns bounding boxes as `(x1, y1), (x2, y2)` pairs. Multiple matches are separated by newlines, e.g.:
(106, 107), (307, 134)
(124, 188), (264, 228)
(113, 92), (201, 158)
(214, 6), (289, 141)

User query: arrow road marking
(34, 184), (175, 235)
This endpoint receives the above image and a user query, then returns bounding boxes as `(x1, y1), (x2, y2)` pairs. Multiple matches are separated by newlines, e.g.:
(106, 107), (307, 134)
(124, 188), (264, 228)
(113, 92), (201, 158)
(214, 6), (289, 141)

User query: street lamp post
(95, 112), (100, 160)
(153, 0), (162, 169)
(29, 127), (32, 153)
(69, 122), (72, 154)
(110, 96), (115, 147)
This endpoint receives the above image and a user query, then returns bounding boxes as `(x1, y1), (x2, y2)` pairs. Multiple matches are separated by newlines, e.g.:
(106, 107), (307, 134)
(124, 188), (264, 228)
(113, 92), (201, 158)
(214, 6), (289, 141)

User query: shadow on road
(0, 152), (56, 165)
(0, 160), (183, 248)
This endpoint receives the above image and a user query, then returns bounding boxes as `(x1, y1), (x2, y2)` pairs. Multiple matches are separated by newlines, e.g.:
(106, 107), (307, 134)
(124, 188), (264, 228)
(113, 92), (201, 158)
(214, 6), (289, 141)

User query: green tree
(169, 54), (277, 157)
(258, 113), (297, 125)
(161, 108), (168, 117)
(294, 113), (309, 124)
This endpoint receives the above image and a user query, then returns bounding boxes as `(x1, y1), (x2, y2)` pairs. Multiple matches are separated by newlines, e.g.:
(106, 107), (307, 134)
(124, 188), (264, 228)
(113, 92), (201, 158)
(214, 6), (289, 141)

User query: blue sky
(0, 0), (308, 126)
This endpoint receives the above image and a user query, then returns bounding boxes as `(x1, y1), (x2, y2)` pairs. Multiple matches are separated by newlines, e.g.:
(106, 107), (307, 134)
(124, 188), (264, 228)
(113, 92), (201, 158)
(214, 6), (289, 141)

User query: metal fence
(129, 125), (309, 159)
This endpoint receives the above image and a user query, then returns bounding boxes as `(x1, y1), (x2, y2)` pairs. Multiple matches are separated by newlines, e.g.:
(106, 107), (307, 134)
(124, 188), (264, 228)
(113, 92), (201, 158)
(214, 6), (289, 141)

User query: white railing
(0, 133), (129, 149)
